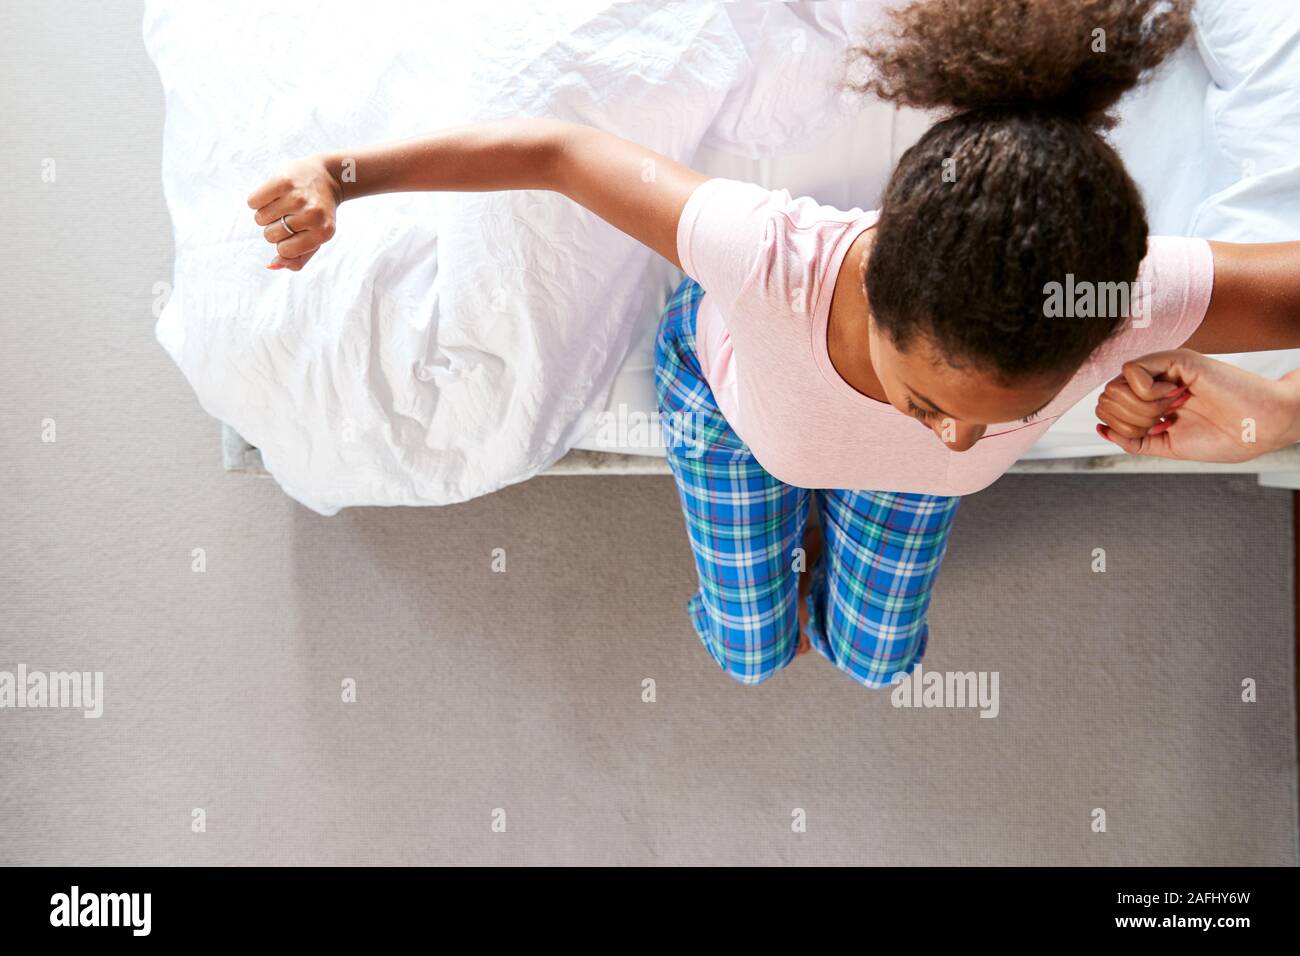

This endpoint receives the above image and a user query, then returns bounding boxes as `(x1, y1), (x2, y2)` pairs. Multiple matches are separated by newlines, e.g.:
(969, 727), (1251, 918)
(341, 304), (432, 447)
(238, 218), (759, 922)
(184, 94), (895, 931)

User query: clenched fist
(1095, 349), (1300, 463)
(247, 154), (343, 271)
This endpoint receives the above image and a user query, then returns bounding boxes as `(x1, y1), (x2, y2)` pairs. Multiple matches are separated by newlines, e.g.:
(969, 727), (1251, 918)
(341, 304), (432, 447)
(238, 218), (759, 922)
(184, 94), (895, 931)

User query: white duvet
(145, 0), (1300, 513)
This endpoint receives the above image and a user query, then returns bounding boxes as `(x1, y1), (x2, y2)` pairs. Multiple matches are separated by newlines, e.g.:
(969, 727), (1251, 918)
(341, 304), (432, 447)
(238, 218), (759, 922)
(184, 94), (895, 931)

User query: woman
(246, 0), (1300, 688)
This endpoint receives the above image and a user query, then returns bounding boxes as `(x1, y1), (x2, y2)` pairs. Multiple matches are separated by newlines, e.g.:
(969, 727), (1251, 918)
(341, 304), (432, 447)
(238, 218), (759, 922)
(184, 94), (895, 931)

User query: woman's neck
(827, 230), (889, 403)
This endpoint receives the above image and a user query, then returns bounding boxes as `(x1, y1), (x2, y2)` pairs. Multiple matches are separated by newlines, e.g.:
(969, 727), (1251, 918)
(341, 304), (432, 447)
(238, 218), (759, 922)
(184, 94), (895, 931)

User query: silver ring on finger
(280, 215), (295, 237)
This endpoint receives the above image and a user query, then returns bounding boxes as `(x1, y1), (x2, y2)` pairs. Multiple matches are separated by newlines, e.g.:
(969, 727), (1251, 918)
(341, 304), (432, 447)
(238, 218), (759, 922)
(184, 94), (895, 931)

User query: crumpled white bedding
(145, 0), (864, 513)
(146, 0), (1300, 513)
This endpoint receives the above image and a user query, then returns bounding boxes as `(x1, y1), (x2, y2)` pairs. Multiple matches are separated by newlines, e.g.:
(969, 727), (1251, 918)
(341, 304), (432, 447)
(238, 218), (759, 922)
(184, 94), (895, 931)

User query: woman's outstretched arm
(247, 118), (707, 270)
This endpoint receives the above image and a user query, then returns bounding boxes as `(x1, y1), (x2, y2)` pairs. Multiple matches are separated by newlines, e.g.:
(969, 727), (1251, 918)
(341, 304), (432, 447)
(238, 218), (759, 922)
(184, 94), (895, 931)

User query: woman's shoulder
(1050, 236), (1214, 408)
(678, 176), (878, 316)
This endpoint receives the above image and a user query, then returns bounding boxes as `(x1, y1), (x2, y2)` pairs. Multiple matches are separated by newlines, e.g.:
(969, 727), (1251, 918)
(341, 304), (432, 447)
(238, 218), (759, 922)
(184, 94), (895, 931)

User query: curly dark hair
(848, 0), (1194, 382)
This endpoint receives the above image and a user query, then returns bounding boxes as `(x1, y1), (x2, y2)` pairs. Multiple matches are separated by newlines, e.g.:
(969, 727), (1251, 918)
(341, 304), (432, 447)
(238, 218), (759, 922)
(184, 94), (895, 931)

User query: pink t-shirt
(676, 177), (1214, 495)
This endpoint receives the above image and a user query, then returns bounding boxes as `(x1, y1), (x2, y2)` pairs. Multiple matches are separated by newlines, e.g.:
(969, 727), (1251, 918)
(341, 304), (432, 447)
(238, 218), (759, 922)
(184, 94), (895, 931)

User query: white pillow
(1190, 0), (1300, 240)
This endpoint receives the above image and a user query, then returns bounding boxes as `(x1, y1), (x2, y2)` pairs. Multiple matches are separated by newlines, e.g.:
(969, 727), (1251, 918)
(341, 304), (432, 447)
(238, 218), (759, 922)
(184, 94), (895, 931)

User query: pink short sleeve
(676, 178), (781, 313)
(676, 177), (868, 324)
(1087, 237), (1215, 369)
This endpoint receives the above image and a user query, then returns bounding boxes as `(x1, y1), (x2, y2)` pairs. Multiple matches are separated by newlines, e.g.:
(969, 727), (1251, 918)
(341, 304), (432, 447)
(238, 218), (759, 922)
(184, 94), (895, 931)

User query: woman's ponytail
(848, 0), (1193, 129)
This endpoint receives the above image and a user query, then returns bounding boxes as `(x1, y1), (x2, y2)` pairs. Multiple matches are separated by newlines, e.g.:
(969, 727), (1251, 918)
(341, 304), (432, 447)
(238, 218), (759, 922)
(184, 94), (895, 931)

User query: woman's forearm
(1280, 370), (1300, 447)
(251, 118), (702, 270)
(319, 118), (571, 202)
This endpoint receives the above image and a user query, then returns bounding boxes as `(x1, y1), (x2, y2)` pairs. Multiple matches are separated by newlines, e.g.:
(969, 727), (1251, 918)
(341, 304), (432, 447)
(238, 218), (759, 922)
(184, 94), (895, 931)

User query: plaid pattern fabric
(654, 276), (961, 688)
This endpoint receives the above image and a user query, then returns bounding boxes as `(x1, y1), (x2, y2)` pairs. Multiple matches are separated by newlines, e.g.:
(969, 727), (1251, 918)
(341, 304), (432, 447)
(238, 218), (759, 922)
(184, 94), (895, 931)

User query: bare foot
(796, 514), (824, 655)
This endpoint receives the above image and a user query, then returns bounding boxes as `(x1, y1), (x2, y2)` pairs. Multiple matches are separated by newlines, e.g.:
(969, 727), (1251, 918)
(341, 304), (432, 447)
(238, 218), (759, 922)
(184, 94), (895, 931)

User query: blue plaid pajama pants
(654, 277), (961, 689)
